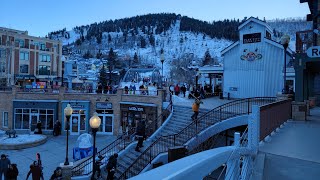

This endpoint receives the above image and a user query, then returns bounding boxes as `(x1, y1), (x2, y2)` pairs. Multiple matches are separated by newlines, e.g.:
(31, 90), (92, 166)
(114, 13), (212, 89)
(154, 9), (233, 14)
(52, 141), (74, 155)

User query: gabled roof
(221, 41), (239, 55)
(238, 17), (273, 33)
(264, 38), (293, 55)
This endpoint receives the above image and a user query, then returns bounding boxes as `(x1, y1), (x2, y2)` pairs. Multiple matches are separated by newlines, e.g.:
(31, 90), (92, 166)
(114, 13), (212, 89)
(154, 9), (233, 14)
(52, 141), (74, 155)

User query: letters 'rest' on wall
(243, 33), (261, 44)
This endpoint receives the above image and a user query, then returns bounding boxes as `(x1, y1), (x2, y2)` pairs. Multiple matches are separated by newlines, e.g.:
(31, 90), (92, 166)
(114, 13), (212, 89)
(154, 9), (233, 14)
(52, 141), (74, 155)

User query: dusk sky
(0, 0), (310, 37)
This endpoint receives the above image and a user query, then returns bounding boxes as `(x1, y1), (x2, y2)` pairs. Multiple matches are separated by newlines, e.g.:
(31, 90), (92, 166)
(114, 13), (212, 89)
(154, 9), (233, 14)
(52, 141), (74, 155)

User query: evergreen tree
(203, 49), (211, 65)
(108, 34), (112, 43)
(140, 36), (146, 48)
(149, 34), (155, 46)
(133, 52), (139, 64)
(99, 64), (108, 88)
(75, 38), (82, 46)
(83, 50), (93, 59)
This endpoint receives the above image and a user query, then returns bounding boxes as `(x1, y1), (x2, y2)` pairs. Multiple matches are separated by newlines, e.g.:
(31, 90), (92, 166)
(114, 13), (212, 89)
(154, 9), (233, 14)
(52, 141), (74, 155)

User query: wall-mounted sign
(243, 33), (261, 44)
(241, 52), (262, 61)
(96, 102), (112, 109)
(71, 105), (84, 109)
(128, 106), (144, 112)
(307, 46), (320, 58)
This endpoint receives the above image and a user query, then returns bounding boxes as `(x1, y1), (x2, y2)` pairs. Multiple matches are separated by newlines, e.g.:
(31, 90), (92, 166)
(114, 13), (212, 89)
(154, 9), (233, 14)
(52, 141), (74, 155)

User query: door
(70, 114), (80, 135)
(30, 114), (39, 131)
(97, 114), (113, 135)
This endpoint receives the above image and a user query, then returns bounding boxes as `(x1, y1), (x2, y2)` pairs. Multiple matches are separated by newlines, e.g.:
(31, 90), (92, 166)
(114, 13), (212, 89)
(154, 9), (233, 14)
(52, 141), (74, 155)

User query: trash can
(219, 92), (223, 99)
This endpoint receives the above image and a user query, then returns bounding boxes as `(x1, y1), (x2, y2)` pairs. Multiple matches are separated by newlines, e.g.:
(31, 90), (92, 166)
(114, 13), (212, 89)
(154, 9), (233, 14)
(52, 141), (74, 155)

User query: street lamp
(90, 112), (101, 180)
(160, 51), (165, 87)
(280, 35), (290, 94)
(64, 104), (73, 165)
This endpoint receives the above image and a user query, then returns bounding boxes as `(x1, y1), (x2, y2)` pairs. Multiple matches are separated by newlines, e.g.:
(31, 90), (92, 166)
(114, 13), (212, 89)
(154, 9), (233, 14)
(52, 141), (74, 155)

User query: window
(40, 43), (45, 51)
(14, 108), (29, 129)
(40, 54), (51, 62)
(2, 112), (8, 127)
(19, 65), (29, 73)
(39, 65), (50, 75)
(15, 39), (25, 48)
(14, 108), (54, 130)
(20, 51), (29, 60)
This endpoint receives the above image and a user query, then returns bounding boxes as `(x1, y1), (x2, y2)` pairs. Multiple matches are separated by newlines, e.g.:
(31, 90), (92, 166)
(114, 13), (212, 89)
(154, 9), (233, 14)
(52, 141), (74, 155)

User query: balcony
(296, 30), (313, 53)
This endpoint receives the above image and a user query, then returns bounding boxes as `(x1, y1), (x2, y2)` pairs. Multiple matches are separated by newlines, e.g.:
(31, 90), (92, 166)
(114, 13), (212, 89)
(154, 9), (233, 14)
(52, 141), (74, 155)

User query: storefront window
(14, 108), (54, 130)
(105, 116), (113, 132)
(2, 112), (8, 127)
(15, 114), (22, 129)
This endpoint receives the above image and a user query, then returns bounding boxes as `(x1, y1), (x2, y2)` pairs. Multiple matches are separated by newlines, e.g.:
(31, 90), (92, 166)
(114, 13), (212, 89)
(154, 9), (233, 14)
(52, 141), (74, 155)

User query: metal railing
(71, 95), (173, 177)
(118, 97), (276, 179)
(122, 89), (158, 96)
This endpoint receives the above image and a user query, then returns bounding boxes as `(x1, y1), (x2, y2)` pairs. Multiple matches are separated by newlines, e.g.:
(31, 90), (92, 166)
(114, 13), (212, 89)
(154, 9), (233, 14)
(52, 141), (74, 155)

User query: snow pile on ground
(0, 130), (5, 135)
(0, 134), (46, 145)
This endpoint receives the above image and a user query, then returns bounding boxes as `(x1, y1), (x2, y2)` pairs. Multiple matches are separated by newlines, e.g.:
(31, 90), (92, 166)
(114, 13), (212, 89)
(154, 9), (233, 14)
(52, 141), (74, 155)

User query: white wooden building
(221, 17), (293, 98)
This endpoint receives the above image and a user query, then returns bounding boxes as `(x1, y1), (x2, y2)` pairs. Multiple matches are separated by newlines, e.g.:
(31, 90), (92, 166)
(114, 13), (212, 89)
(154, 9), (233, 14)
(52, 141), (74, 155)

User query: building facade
(0, 87), (165, 136)
(0, 27), (62, 88)
(221, 17), (293, 98)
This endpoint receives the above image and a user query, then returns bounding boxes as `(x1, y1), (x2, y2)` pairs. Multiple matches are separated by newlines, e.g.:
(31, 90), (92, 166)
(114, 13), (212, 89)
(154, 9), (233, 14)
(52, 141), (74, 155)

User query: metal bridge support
(225, 132), (240, 180)
(248, 105), (260, 154)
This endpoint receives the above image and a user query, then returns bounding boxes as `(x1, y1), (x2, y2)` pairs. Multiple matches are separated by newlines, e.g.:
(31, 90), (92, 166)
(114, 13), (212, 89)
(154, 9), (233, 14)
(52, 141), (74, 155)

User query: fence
(118, 97), (276, 179)
(71, 96), (173, 177)
(259, 99), (292, 141)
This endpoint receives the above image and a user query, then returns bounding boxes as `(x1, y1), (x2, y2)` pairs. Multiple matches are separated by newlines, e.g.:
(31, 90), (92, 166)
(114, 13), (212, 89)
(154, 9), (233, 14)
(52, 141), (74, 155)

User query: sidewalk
(258, 107), (320, 180)
(1, 134), (116, 180)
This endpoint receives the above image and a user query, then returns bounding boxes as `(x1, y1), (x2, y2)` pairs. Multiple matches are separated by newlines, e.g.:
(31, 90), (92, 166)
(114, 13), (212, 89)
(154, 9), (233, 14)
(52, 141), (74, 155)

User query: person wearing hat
(93, 155), (104, 178)
(0, 154), (10, 180)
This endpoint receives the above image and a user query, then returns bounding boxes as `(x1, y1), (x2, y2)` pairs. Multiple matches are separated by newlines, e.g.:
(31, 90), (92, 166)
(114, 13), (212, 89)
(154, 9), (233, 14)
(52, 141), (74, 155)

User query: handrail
(118, 97), (276, 179)
(71, 94), (173, 177)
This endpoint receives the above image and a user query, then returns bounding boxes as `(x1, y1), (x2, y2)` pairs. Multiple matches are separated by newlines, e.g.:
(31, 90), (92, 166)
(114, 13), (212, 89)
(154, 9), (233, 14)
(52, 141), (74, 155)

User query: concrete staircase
(99, 105), (208, 179)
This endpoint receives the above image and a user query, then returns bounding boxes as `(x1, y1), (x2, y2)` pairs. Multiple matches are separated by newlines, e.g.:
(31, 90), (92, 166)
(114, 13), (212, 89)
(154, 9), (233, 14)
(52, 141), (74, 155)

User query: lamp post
(64, 104), (73, 165)
(280, 35), (290, 94)
(90, 112), (101, 180)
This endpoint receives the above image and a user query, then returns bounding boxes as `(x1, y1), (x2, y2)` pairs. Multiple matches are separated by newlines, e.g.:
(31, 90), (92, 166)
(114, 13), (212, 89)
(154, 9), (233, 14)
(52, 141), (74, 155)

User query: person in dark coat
(106, 153), (118, 180)
(135, 120), (146, 152)
(53, 121), (61, 136)
(49, 167), (62, 180)
(26, 161), (44, 180)
(0, 154), (10, 180)
(34, 121), (42, 134)
(6, 164), (18, 180)
(181, 85), (187, 97)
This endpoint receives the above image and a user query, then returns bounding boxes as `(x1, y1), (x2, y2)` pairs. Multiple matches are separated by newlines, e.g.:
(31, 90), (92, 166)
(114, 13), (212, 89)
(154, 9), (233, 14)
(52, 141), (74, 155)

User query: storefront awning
(120, 101), (157, 107)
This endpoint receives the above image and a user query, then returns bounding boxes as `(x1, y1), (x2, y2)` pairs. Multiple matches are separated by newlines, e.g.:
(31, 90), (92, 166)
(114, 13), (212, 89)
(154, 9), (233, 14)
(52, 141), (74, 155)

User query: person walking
(174, 84), (180, 96)
(135, 120), (146, 152)
(106, 153), (118, 180)
(181, 84), (187, 97)
(26, 161), (44, 180)
(0, 154), (10, 180)
(191, 99), (201, 120)
(6, 164), (18, 180)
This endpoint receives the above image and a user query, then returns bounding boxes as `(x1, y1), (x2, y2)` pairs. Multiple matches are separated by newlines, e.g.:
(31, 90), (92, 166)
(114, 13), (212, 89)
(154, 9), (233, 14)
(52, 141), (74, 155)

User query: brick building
(0, 27), (62, 88)
(0, 87), (165, 136)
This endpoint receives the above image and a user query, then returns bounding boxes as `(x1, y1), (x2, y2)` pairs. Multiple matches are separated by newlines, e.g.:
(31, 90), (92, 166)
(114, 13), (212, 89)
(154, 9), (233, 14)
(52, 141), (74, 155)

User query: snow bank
(0, 134), (46, 145)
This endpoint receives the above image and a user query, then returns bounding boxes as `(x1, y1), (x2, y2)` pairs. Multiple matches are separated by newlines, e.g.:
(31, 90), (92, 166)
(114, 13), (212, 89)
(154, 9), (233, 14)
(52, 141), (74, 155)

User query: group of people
(0, 154), (18, 180)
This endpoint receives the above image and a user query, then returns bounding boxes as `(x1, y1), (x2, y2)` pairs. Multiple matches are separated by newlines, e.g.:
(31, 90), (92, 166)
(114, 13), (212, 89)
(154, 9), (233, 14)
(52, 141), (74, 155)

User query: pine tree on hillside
(140, 37), (146, 48)
(203, 49), (211, 65)
(149, 34), (155, 46)
(108, 34), (112, 43)
(99, 64), (108, 88)
(133, 52), (139, 64)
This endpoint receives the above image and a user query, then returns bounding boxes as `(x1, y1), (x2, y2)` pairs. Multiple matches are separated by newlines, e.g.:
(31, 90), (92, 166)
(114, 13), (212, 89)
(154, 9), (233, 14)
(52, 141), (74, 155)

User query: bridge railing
(118, 97), (276, 179)
(71, 94), (173, 177)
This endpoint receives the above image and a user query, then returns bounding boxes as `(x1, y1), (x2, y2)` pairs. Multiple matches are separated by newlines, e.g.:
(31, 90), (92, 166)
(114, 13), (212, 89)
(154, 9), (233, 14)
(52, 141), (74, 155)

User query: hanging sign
(307, 46), (320, 58)
(128, 106), (144, 112)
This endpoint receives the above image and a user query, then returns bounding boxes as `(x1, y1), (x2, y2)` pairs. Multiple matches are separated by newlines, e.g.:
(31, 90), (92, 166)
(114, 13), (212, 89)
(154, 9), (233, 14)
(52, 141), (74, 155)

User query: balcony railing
(122, 89), (158, 96)
(296, 30), (313, 53)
